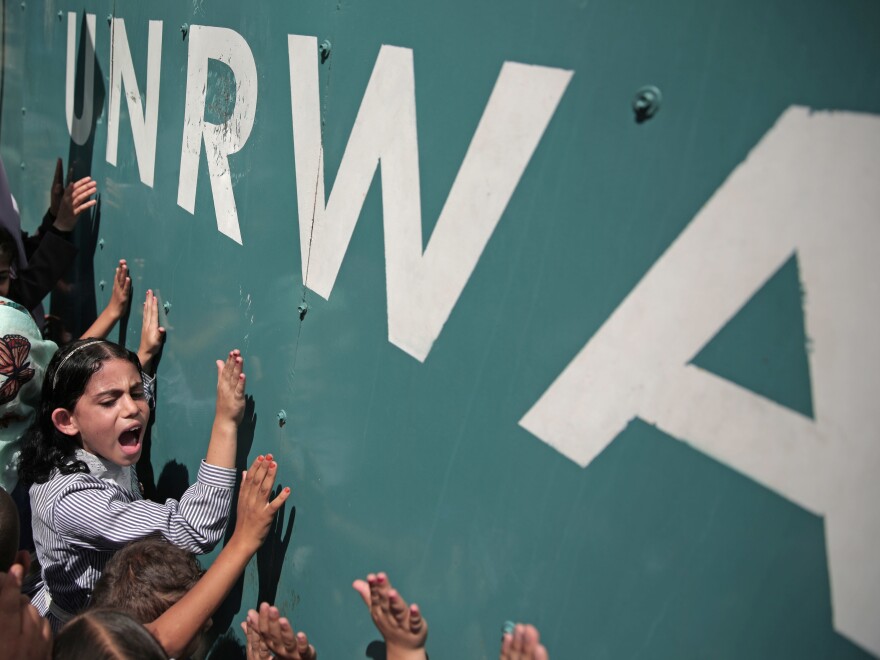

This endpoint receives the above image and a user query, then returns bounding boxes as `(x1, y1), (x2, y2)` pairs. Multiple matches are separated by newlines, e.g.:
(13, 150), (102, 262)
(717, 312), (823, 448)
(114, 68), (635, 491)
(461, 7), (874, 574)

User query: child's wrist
(212, 416), (239, 432)
(385, 647), (427, 660)
(227, 530), (260, 558)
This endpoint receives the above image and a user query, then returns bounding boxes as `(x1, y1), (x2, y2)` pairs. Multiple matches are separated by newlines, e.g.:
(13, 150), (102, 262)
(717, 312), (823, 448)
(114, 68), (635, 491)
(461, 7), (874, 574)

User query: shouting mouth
(118, 425), (142, 455)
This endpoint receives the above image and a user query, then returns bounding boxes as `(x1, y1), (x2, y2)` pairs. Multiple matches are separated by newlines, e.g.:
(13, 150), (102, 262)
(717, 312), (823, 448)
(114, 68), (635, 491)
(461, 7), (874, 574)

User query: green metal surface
(2, 1), (879, 657)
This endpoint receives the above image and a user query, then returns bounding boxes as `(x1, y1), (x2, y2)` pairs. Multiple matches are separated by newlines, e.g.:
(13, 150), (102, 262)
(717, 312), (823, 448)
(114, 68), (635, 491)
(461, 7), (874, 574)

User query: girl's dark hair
(53, 609), (168, 660)
(17, 339), (142, 485)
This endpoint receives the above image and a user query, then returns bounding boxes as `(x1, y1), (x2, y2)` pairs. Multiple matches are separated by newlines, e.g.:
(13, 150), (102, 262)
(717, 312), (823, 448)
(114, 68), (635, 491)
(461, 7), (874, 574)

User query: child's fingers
(267, 485), (291, 514)
(388, 589), (407, 622)
(374, 573), (391, 613)
(258, 602), (274, 643)
(352, 580), (371, 607)
(295, 631), (316, 660)
(265, 605), (284, 649)
(501, 632), (514, 656)
(246, 454), (269, 485)
(409, 604), (424, 634)
(258, 458), (278, 498)
(276, 617), (298, 652)
(366, 573), (382, 607)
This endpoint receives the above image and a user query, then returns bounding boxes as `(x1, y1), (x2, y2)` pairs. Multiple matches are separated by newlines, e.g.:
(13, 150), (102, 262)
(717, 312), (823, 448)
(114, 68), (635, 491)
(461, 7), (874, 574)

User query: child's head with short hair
(0, 486), (19, 571)
(0, 226), (18, 298)
(53, 608), (169, 660)
(90, 536), (204, 623)
(18, 339), (145, 486)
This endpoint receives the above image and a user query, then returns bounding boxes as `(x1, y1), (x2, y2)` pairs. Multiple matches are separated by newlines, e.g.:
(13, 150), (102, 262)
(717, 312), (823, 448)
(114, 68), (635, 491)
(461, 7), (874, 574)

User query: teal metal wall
(2, 1), (880, 657)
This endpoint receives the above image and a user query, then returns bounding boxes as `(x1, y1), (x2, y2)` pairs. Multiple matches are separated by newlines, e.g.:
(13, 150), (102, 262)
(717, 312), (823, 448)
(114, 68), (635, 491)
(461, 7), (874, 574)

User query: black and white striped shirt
(29, 450), (235, 627)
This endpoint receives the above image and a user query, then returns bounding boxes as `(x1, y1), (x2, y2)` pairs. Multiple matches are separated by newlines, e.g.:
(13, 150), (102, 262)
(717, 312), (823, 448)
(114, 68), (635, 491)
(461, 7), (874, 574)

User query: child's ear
(51, 408), (79, 437)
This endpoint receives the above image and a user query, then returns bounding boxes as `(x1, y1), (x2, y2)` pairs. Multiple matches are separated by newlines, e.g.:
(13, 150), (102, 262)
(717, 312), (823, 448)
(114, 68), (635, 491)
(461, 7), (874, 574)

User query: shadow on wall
(49, 12), (105, 342)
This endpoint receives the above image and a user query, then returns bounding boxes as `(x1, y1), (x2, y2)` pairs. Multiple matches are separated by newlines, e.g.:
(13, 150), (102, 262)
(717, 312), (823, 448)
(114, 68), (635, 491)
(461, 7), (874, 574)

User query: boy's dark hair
(0, 226), (18, 266)
(0, 486), (19, 571)
(90, 536), (204, 623)
(53, 608), (168, 660)
(17, 339), (142, 485)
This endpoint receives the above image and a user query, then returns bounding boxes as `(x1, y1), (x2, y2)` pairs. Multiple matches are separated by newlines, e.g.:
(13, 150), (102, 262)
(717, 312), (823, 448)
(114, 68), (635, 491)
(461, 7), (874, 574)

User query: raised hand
(54, 175), (97, 232)
(352, 573), (427, 660)
(137, 289), (166, 373)
(215, 350), (246, 426)
(500, 623), (549, 660)
(241, 603), (316, 660)
(107, 259), (132, 320)
(231, 454), (291, 555)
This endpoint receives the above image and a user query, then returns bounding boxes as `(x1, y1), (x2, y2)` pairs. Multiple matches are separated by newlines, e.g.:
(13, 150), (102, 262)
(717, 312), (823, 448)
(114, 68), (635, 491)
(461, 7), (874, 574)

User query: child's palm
(354, 573), (428, 656)
(216, 350), (246, 424)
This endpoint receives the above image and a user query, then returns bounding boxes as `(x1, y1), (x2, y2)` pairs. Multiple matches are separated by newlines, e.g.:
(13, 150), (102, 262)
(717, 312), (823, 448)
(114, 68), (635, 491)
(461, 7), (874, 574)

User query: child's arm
(352, 573), (428, 660)
(137, 289), (165, 375)
(80, 259), (131, 339)
(145, 455), (291, 659)
(241, 603), (316, 660)
(206, 349), (246, 469)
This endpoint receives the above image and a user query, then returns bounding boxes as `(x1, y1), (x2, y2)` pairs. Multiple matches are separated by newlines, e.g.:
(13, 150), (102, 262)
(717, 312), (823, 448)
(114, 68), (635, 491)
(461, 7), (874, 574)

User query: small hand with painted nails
(54, 174), (97, 232)
(137, 289), (166, 373)
(216, 350), (246, 425)
(241, 603), (316, 660)
(232, 454), (292, 555)
(499, 623), (548, 660)
(107, 259), (132, 320)
(353, 573), (427, 660)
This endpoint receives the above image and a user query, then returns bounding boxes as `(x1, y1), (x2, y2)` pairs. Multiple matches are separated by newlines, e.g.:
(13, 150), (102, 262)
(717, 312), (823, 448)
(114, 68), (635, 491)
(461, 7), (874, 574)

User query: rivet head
(163, 301), (172, 315)
(277, 410), (288, 428)
(297, 302), (309, 321)
(319, 40), (331, 63)
(632, 85), (662, 123)
(99, 280), (106, 290)
(180, 23), (189, 39)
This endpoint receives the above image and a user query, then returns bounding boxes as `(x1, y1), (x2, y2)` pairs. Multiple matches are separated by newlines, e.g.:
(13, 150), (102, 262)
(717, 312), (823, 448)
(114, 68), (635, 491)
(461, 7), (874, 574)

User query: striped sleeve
(53, 461), (236, 554)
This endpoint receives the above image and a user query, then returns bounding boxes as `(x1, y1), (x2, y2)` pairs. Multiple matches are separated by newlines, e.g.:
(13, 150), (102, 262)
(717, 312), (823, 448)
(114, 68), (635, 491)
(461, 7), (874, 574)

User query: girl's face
(55, 357), (149, 466)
